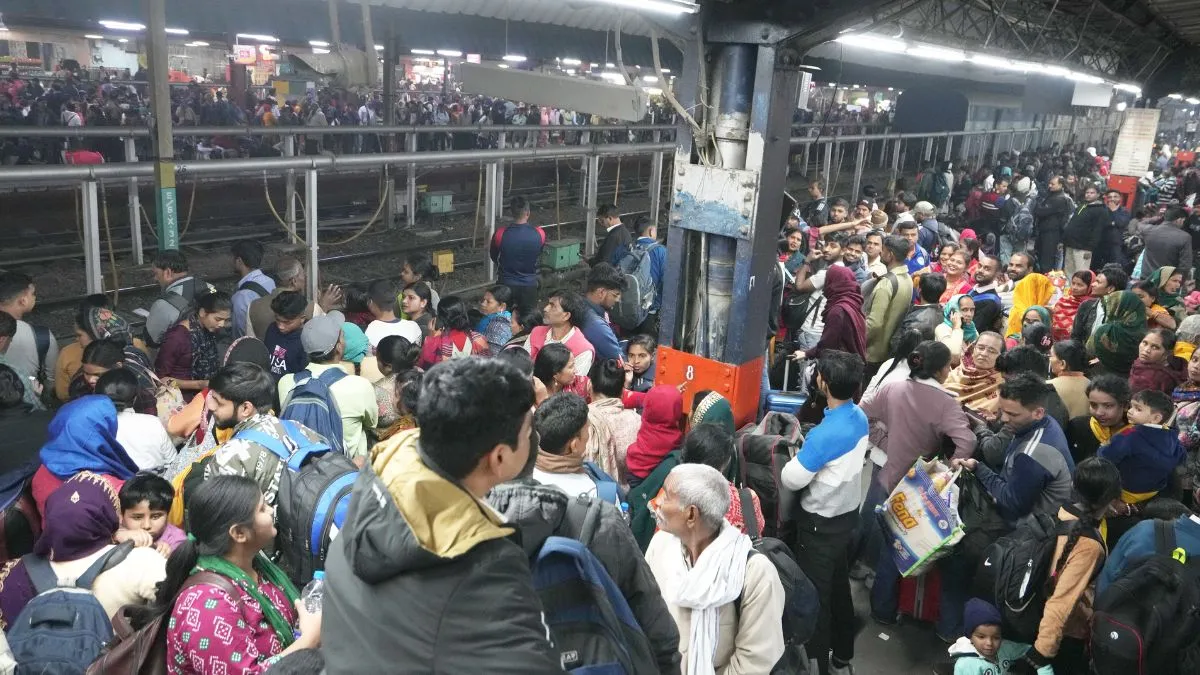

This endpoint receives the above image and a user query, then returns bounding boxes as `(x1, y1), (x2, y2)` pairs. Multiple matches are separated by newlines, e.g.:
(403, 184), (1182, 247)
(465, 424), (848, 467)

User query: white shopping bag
(876, 458), (964, 577)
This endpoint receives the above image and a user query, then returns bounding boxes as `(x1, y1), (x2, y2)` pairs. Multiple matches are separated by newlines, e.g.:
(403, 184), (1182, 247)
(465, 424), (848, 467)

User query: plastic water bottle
(620, 502), (631, 524)
(300, 571), (325, 614)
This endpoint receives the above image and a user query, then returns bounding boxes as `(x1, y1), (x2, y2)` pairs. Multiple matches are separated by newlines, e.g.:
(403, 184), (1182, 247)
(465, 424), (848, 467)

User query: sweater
(864, 264), (915, 363)
(781, 402), (869, 518)
(974, 417), (1075, 525)
(644, 531), (786, 674)
(1097, 425), (1186, 501)
(1062, 201), (1112, 252)
(1097, 514), (1200, 595)
(1049, 375), (1090, 420)
(1034, 507), (1107, 659)
(1141, 222), (1194, 282)
(861, 378), (976, 491)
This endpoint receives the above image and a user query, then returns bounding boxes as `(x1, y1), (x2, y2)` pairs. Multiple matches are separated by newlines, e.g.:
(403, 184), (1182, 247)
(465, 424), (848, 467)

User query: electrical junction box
(541, 238), (582, 271)
(672, 164), (761, 240)
(422, 191), (454, 214)
(433, 250), (455, 275)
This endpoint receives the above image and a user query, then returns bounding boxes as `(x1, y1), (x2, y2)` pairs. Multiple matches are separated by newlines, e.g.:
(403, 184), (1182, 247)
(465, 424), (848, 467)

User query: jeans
(794, 511), (858, 675)
(870, 539), (970, 638)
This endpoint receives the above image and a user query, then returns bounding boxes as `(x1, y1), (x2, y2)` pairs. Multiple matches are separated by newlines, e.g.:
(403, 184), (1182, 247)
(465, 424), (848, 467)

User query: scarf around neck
(1051, 273), (1092, 341)
(186, 315), (220, 380)
(195, 553), (300, 648)
(535, 446), (586, 474)
(658, 523), (753, 675)
(943, 294), (979, 343)
(1089, 417), (1131, 445)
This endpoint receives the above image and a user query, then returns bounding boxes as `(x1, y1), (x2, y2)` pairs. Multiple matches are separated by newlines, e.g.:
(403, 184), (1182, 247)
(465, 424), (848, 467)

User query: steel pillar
(124, 137), (143, 265)
(383, 25), (397, 228)
(495, 132), (506, 219)
(360, 0), (375, 80)
(305, 169), (320, 301)
(284, 134), (298, 243)
(943, 133), (953, 162)
(584, 154), (600, 256)
(485, 160), (499, 281)
(649, 131), (665, 225)
(822, 140), (832, 185)
(328, 0), (341, 45)
(406, 132), (417, 228)
(145, 0), (178, 251)
(851, 140), (866, 202)
(81, 181), (103, 294)
(890, 137), (901, 188)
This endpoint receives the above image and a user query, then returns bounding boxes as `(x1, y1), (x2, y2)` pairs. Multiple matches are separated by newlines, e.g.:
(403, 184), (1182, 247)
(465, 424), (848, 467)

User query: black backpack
(974, 512), (1101, 643)
(235, 421), (358, 586)
(8, 542), (133, 674)
(735, 413), (802, 540)
(738, 488), (819, 647)
(1090, 520), (1200, 675)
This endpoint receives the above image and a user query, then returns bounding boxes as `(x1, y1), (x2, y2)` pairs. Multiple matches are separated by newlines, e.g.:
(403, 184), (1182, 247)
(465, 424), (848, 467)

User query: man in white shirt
(364, 280), (422, 351)
(531, 393), (611, 502)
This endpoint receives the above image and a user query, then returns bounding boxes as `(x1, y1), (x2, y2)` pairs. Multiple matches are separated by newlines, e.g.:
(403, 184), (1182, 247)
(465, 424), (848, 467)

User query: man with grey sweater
(1140, 205), (1193, 284)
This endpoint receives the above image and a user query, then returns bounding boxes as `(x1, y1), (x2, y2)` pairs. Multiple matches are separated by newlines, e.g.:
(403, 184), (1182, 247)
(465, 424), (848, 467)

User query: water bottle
(619, 502), (631, 524)
(300, 571), (325, 614)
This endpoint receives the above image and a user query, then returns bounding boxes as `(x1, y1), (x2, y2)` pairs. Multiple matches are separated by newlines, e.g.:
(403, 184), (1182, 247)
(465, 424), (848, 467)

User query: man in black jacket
(1061, 184), (1112, 275)
(591, 203), (633, 267)
(890, 272), (946, 352)
(1070, 264), (1128, 345)
(322, 359), (564, 674)
(1032, 176), (1073, 272)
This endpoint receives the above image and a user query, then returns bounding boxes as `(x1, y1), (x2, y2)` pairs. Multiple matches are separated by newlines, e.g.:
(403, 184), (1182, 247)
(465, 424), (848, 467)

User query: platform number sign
(685, 365), (695, 382)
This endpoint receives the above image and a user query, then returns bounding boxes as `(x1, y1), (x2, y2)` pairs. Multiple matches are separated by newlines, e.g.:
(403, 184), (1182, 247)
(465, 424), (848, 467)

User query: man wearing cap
(914, 201), (942, 253)
(277, 311), (378, 462)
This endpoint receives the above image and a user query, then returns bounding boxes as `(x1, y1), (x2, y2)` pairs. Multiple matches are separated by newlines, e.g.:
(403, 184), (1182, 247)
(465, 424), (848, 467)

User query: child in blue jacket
(946, 599), (1054, 675)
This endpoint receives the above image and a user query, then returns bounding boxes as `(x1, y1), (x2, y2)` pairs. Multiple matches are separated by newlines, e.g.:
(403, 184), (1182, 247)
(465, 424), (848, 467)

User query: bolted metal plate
(670, 164), (760, 240)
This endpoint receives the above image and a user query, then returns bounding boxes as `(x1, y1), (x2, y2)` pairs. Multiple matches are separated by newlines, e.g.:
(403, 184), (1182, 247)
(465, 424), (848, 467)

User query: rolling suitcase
(765, 359), (807, 416)
(898, 567), (942, 624)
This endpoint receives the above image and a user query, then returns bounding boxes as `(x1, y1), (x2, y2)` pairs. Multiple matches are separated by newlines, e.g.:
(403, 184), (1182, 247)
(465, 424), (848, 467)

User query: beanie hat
(870, 210), (888, 227)
(963, 598), (1003, 637)
(1013, 176), (1032, 197)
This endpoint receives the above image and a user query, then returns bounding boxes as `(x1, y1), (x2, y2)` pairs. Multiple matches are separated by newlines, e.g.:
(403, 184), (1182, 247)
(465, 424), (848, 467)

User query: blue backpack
(8, 541), (133, 674)
(610, 241), (661, 331)
(235, 420), (358, 586)
(281, 368), (347, 455)
(582, 461), (623, 506)
(532, 536), (657, 674)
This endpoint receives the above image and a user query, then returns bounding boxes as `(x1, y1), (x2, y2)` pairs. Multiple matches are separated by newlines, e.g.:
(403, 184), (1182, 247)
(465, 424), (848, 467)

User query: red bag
(898, 567), (941, 623)
(65, 150), (105, 165)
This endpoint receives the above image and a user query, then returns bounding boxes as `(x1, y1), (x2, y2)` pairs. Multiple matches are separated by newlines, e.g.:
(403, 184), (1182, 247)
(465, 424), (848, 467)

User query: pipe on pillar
(328, 0), (341, 45)
(81, 181), (103, 295)
(851, 140), (866, 201)
(124, 137), (143, 265)
(406, 132), (417, 228)
(383, 24), (397, 228)
(284, 134), (298, 243)
(496, 132), (506, 219)
(361, 0), (375, 80)
(485, 160), (499, 281)
(713, 45), (755, 170)
(305, 169), (320, 301)
(649, 131), (665, 225)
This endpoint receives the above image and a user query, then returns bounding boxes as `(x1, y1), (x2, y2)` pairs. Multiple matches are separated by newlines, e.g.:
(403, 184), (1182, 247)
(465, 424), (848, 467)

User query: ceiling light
(411, 49), (435, 55)
(1116, 101), (1128, 111)
(309, 40), (330, 47)
(661, 68), (671, 73)
(313, 48), (330, 54)
(85, 34), (104, 40)
(165, 28), (188, 35)
(99, 20), (145, 31)
(437, 49), (462, 57)
(1168, 93), (1184, 100)
(606, 62), (615, 68)
(374, 44), (384, 50)
(968, 54), (1028, 72)
(834, 34), (907, 54)
(118, 38), (129, 43)
(1188, 98), (1200, 105)
(642, 75), (659, 83)
(644, 87), (664, 95)
(599, 72), (626, 83)
(498, 64), (509, 69)
(236, 33), (278, 43)
(908, 45), (966, 62)
(565, 69), (576, 75)
(1067, 71), (1104, 84)
(1114, 83), (1142, 95)
(579, 0), (698, 15)
(562, 58), (583, 66)
(1043, 65), (1070, 77)
(185, 41), (209, 47)
(503, 54), (526, 62)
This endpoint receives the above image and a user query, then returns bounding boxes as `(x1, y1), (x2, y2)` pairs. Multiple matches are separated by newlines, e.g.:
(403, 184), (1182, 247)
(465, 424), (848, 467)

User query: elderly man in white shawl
(644, 464), (785, 675)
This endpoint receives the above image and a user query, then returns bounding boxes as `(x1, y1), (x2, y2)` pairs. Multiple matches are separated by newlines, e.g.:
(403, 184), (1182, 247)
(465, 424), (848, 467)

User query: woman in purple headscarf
(0, 472), (166, 629)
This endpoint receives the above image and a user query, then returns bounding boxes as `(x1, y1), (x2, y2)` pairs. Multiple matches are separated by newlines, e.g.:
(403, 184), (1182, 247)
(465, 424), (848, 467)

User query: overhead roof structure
(360, 0), (691, 37)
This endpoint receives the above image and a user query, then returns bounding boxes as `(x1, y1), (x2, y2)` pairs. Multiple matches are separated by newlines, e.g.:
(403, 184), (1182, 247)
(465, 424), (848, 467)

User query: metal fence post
(923, 137), (933, 163)
(584, 153), (600, 256)
(81, 180), (103, 294)
(305, 169), (319, 301)
(649, 130), (665, 225)
(406, 132), (417, 229)
(123, 137), (143, 266)
(485, 159), (499, 281)
(851, 140), (866, 201)
(944, 133), (953, 162)
(890, 137), (902, 188)
(284, 135), (298, 243)
(496, 132), (507, 218)
(823, 139), (833, 185)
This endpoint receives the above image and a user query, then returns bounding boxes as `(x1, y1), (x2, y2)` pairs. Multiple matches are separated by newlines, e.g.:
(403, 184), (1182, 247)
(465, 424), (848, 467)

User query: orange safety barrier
(654, 346), (763, 428)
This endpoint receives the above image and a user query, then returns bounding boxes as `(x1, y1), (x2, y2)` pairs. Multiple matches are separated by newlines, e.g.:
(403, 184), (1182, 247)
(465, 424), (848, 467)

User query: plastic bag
(876, 458), (963, 578)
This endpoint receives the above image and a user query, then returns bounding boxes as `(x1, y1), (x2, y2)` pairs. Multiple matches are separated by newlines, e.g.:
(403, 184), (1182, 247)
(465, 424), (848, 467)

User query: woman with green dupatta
(135, 475), (321, 674)
(1088, 290), (1148, 377)
(1148, 265), (1187, 323)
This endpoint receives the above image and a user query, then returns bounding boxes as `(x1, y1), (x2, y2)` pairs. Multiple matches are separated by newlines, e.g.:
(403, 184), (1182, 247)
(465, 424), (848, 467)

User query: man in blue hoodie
(1097, 452), (1200, 595)
(954, 373), (1075, 525)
